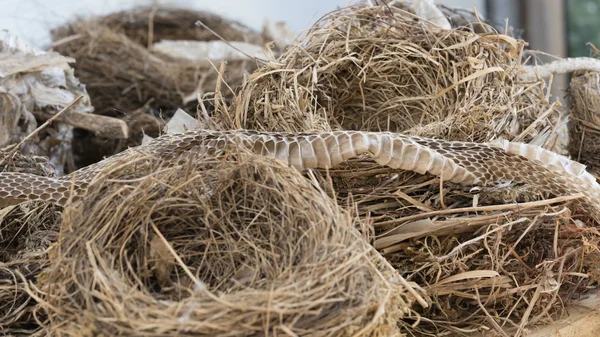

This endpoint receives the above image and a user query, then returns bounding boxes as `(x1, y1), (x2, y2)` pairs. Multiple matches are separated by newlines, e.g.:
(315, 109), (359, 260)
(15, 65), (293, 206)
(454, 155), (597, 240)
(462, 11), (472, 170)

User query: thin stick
(475, 287), (510, 337)
(437, 217), (529, 262)
(2, 95), (83, 161)
(374, 193), (584, 227)
(577, 129), (585, 162)
(195, 20), (268, 64)
(395, 273), (429, 308)
(439, 173), (446, 209)
(150, 222), (199, 285)
(147, 6), (159, 50)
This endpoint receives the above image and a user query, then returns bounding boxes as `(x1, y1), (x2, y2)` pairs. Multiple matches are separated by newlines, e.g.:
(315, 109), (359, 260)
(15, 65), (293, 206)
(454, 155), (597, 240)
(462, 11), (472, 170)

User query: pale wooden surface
(463, 290), (600, 336)
(526, 291), (600, 337)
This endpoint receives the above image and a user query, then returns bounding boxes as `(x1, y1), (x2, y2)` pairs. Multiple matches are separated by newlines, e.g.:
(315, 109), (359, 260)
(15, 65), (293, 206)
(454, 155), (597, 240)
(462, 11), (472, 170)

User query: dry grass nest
(212, 4), (563, 150)
(33, 149), (414, 336)
(204, 4), (595, 335)
(569, 70), (600, 178)
(51, 6), (265, 169)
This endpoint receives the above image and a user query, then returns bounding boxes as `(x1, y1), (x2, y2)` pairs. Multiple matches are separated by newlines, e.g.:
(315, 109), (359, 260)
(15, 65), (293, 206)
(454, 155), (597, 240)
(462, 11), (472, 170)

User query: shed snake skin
(1, 129), (599, 222)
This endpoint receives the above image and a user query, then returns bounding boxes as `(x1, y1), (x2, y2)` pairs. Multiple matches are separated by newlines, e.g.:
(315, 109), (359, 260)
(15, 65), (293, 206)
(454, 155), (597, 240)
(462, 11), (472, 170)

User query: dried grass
(204, 4), (596, 335)
(33, 149), (414, 336)
(51, 6), (261, 116)
(213, 5), (563, 150)
(569, 70), (600, 178)
(89, 7), (264, 47)
(390, 204), (600, 335)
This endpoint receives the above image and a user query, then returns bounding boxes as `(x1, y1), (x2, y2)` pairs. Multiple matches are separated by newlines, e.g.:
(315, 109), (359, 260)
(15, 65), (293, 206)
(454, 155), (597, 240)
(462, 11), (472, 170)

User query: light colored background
(0, 0), (485, 48)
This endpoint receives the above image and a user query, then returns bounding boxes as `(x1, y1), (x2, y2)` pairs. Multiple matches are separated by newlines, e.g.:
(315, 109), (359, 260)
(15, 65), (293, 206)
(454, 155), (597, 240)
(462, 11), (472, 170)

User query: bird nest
(33, 150), (413, 336)
(50, 6), (264, 169)
(3, 3), (599, 337)
(51, 6), (262, 116)
(214, 5), (563, 149)
(205, 4), (596, 335)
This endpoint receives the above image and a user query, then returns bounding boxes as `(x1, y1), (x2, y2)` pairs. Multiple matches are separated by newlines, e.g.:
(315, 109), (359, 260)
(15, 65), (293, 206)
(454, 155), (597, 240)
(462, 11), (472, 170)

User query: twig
(374, 193), (584, 227)
(437, 217), (528, 262)
(195, 20), (268, 64)
(515, 285), (542, 336)
(35, 109), (129, 139)
(475, 287), (511, 337)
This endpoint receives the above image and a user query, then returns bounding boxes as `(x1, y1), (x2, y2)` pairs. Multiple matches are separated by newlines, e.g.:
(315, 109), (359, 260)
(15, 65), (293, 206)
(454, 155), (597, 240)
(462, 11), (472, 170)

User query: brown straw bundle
(51, 7), (262, 116)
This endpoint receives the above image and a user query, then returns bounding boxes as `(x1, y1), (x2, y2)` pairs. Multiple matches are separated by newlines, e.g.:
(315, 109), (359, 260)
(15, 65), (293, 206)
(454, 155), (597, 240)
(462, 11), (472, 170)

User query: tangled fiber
(203, 4), (593, 335)
(3, 3), (597, 337)
(0, 205), (58, 336)
(569, 70), (600, 178)
(36, 150), (414, 336)
(387, 201), (600, 335)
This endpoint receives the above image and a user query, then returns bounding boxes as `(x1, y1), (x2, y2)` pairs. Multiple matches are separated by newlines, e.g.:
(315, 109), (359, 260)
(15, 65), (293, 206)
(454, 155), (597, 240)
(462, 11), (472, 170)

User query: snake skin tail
(0, 130), (599, 223)
(0, 172), (84, 206)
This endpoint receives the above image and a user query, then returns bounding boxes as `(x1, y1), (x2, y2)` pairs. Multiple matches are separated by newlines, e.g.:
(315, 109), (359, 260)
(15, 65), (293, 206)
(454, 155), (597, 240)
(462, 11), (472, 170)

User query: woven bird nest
(569, 70), (600, 178)
(3, 3), (596, 336)
(215, 5), (563, 149)
(37, 150), (413, 336)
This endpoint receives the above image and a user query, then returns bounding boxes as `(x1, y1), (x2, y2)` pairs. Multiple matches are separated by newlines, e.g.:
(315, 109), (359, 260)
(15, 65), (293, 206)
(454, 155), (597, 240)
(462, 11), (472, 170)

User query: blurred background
(2, 0), (599, 59)
(5, 0), (596, 97)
